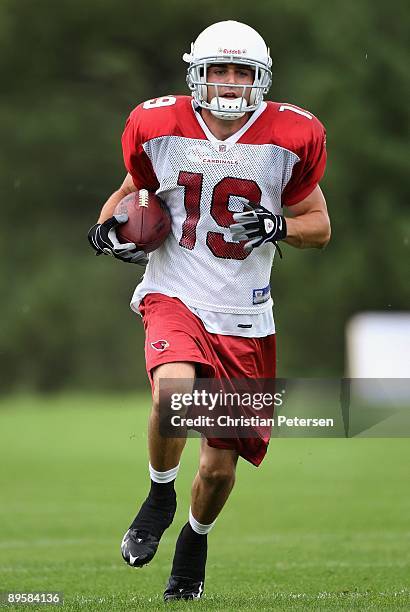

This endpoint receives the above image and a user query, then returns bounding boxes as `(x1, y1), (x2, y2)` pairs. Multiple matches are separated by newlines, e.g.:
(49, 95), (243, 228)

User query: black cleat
(120, 528), (159, 568)
(163, 575), (204, 601)
(121, 484), (177, 569)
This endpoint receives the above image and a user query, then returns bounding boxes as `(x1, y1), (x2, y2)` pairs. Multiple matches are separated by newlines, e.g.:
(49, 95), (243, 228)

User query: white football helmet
(183, 21), (272, 120)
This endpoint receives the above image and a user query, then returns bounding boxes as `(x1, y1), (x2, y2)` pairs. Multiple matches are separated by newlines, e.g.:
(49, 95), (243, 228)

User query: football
(115, 189), (171, 253)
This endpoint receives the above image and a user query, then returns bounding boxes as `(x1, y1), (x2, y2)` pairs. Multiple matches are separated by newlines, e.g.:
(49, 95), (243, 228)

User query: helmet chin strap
(209, 96), (247, 121)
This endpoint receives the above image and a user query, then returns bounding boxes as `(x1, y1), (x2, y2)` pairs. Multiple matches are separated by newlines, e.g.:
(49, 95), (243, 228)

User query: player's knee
(151, 363), (195, 415)
(152, 382), (194, 418)
(199, 463), (236, 488)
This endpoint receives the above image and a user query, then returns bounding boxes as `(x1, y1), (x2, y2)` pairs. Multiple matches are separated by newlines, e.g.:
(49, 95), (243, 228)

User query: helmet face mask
(183, 21), (272, 121)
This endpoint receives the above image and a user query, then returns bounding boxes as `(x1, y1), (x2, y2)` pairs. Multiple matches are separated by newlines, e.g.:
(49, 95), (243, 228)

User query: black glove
(229, 203), (287, 253)
(87, 214), (148, 265)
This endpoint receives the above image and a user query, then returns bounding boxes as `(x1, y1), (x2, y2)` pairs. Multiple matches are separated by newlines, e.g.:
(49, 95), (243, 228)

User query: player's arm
(284, 185), (330, 249)
(87, 173), (146, 264)
(230, 113), (329, 252)
(97, 173), (137, 223)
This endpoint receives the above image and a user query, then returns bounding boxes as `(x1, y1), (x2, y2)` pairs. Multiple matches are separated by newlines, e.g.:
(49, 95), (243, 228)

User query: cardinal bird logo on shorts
(151, 340), (169, 351)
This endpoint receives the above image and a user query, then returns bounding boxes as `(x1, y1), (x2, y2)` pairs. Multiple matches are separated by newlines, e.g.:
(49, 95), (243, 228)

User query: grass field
(0, 394), (409, 611)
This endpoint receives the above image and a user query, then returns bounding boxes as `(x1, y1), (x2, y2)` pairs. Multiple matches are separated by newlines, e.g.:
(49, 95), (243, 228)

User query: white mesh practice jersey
(122, 96), (326, 331)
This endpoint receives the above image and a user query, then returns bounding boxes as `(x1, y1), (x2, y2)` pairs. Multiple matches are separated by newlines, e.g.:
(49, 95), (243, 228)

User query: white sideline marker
(346, 312), (410, 404)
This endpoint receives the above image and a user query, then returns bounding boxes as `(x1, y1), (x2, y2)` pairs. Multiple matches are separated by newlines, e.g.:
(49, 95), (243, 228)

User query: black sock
(171, 522), (207, 581)
(149, 479), (175, 501)
(130, 479), (177, 538)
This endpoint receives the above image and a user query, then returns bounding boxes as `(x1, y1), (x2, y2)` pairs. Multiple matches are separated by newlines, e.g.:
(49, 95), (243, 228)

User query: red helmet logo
(151, 340), (169, 351)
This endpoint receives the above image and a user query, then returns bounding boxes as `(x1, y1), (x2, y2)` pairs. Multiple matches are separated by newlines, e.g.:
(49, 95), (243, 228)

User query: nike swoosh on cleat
(129, 553), (139, 565)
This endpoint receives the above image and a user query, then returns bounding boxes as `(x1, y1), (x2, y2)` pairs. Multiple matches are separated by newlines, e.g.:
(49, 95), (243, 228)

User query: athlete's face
(206, 63), (255, 103)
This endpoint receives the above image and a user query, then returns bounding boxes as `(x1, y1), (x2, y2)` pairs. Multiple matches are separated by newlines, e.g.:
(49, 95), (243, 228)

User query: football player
(88, 20), (331, 601)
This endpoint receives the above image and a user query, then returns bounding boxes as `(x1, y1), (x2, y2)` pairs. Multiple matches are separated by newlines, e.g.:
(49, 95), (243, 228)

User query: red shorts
(139, 293), (276, 466)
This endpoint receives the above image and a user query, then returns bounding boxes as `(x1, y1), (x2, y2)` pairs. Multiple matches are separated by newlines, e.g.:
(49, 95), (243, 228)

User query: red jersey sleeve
(121, 105), (160, 191)
(282, 116), (327, 207)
